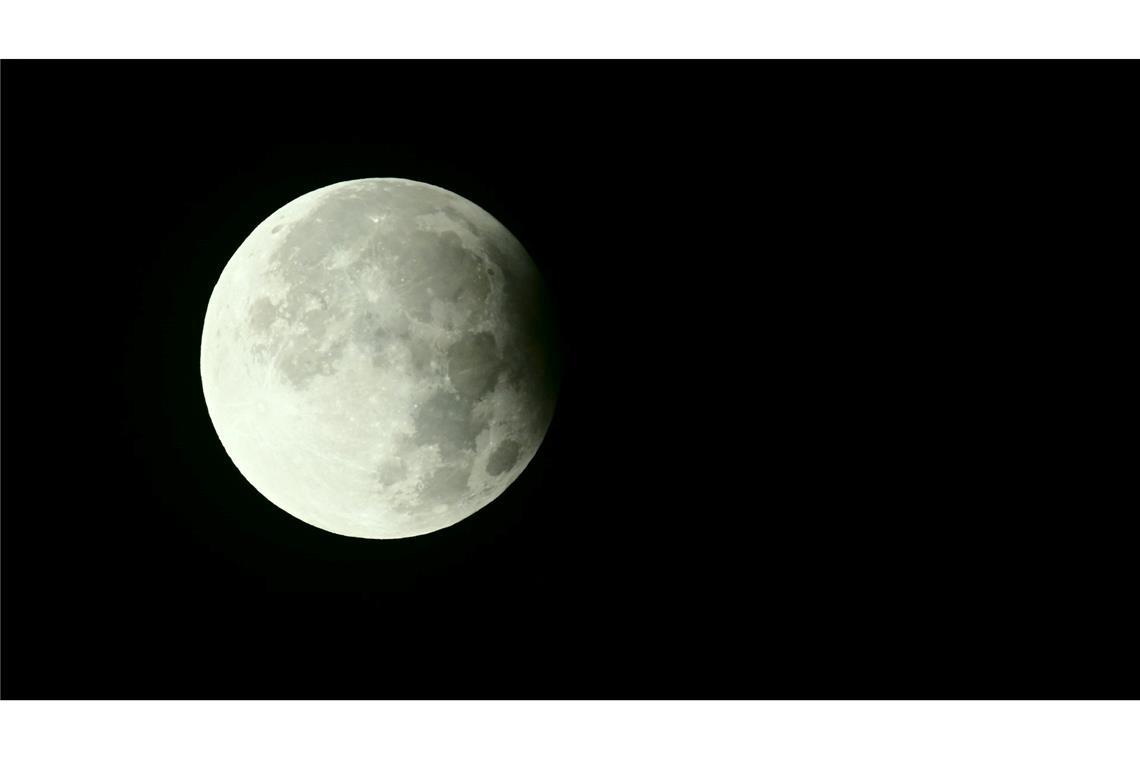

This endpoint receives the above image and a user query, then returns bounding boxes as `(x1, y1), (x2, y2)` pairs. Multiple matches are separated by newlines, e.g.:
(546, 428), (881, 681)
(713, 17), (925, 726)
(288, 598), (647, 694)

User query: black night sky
(1, 63), (1133, 698)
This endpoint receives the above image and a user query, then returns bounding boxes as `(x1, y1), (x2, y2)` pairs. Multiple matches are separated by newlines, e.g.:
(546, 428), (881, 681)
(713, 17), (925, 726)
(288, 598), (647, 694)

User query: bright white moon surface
(200, 178), (558, 539)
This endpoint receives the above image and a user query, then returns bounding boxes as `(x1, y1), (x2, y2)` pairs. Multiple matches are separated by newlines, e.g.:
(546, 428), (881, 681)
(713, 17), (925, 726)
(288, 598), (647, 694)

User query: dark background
(1, 63), (1134, 698)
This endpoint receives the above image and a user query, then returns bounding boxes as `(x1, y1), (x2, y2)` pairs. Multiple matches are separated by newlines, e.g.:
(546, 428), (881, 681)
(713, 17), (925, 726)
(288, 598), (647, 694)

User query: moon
(200, 178), (558, 539)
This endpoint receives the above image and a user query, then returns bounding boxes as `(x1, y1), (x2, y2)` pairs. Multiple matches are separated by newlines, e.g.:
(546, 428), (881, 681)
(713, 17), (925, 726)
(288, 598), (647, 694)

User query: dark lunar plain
(1, 63), (1134, 698)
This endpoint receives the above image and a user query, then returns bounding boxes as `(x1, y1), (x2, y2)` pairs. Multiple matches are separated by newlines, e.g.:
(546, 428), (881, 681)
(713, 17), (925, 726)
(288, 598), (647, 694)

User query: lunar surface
(200, 178), (558, 539)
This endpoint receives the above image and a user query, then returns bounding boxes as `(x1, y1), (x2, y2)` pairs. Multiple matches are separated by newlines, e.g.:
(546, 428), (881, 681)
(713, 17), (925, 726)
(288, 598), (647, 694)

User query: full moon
(200, 178), (558, 539)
